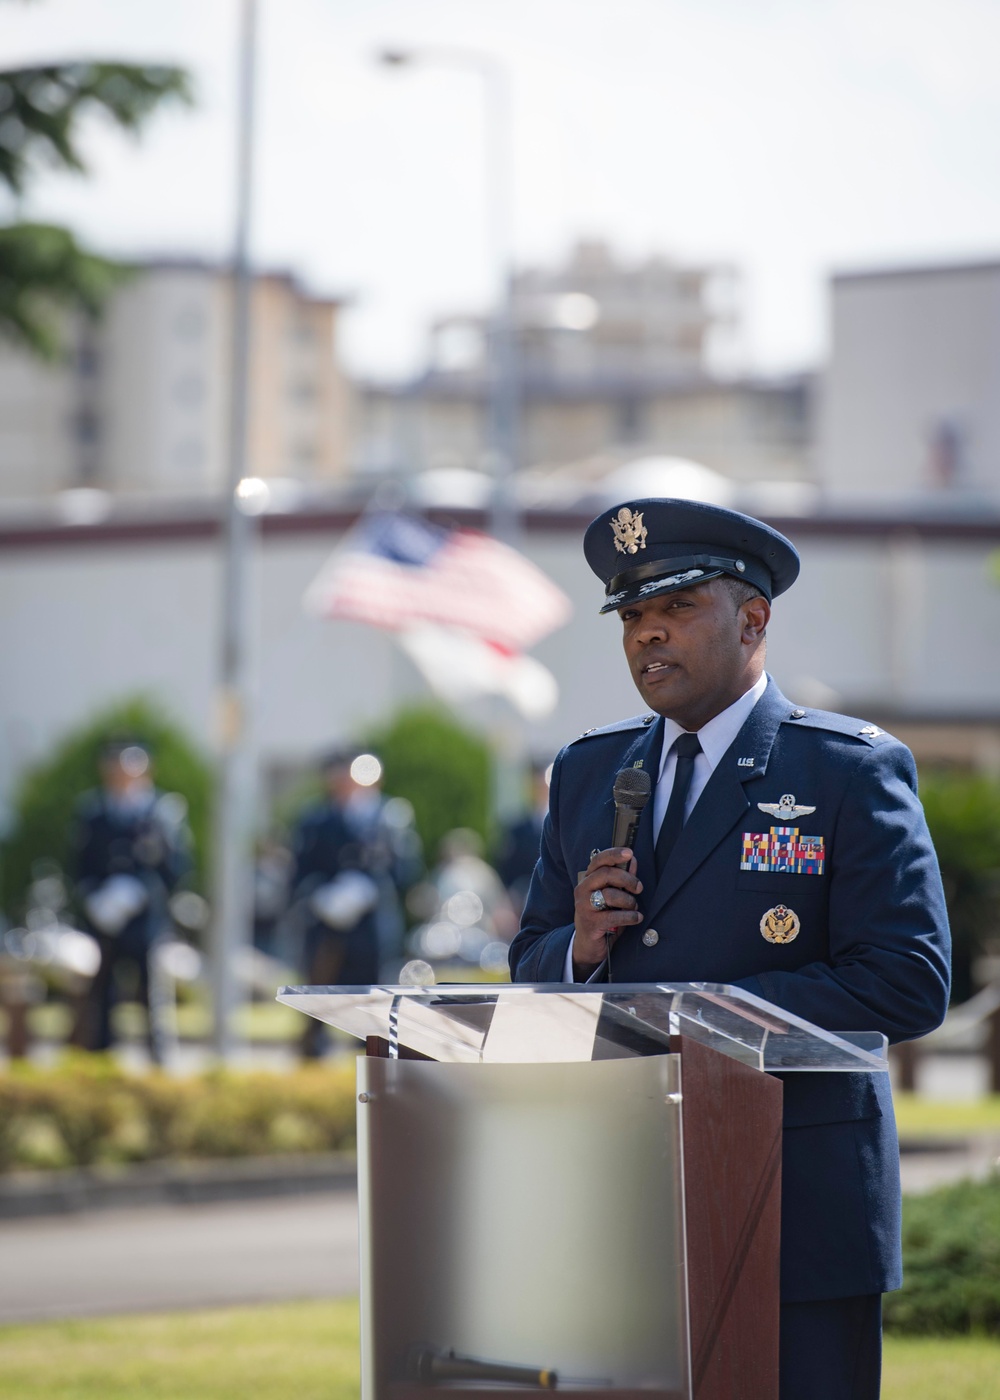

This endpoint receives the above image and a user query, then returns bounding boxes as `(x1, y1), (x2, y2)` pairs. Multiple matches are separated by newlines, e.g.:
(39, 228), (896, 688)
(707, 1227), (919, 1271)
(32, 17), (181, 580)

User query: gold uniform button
(642, 928), (659, 948)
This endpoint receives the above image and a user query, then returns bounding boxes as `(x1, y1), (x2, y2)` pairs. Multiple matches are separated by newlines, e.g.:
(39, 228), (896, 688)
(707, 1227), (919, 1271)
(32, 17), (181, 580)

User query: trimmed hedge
(885, 1175), (1000, 1336)
(0, 1056), (357, 1172)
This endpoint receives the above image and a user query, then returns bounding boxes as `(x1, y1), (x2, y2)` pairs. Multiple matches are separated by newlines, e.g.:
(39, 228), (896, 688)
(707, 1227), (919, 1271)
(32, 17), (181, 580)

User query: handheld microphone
(600, 767), (652, 982)
(611, 766), (652, 856)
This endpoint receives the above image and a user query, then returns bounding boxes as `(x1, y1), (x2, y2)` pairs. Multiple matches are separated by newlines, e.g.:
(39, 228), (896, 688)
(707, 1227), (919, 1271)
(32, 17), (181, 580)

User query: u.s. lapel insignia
(760, 904), (800, 945)
(610, 506), (647, 555)
(758, 793), (816, 819)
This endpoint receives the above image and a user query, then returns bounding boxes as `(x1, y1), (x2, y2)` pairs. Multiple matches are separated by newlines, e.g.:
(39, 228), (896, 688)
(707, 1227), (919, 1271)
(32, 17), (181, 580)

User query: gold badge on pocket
(760, 904), (800, 945)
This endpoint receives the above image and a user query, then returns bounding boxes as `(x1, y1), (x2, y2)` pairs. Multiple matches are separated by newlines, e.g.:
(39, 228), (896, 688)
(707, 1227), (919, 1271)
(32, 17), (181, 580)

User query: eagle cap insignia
(610, 506), (647, 555)
(758, 793), (816, 819)
(760, 904), (800, 945)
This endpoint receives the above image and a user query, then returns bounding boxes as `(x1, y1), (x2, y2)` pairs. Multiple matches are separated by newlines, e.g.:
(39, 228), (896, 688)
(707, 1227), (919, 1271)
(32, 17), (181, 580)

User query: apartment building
(0, 259), (350, 501)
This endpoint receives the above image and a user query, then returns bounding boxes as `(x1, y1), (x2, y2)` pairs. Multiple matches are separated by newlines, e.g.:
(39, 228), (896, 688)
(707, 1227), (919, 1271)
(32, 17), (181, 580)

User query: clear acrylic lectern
(278, 983), (888, 1400)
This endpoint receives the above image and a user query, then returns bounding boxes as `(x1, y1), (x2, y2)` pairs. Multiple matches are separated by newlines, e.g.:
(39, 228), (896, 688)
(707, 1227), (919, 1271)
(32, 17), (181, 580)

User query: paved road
(1, 1140), (994, 1326)
(0, 1191), (359, 1324)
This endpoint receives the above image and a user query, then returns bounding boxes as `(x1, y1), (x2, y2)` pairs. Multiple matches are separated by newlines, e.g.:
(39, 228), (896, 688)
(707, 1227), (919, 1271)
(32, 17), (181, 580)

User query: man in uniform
(495, 761), (552, 914)
(291, 747), (420, 1055)
(509, 498), (951, 1400)
(72, 739), (190, 1063)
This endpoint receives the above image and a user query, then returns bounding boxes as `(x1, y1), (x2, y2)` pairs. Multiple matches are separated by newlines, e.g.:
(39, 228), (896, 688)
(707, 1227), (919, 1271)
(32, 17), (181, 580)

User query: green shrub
(0, 1056), (357, 1172)
(0, 695), (213, 922)
(364, 705), (492, 859)
(920, 771), (1000, 1003)
(885, 1176), (1000, 1335)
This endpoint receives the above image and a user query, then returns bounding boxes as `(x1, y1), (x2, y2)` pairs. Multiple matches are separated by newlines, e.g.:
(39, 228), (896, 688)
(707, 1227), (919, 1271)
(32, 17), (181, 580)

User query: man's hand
(571, 848), (643, 977)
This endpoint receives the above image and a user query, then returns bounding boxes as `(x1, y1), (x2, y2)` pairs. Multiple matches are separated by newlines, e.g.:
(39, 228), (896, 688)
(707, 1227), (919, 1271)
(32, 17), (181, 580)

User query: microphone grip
(610, 804), (642, 860)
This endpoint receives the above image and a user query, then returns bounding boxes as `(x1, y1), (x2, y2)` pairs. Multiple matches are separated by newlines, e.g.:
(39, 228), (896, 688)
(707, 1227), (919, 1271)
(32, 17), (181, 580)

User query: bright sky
(5, 0), (1000, 379)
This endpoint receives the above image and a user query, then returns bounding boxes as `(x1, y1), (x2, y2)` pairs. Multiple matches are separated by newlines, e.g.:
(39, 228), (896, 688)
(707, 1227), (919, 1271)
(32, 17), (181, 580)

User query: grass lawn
(883, 1335), (1000, 1399)
(0, 1299), (359, 1400)
(893, 1091), (1000, 1138)
(0, 1300), (998, 1400)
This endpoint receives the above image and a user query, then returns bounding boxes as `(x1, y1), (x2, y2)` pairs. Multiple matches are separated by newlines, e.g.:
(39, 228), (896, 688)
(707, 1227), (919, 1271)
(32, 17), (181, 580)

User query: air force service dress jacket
(508, 677), (951, 1305)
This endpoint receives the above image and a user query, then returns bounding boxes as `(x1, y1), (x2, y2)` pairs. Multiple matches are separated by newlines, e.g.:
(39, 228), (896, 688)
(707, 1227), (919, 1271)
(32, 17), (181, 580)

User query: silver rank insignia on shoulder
(859, 724), (882, 738)
(758, 793), (816, 819)
(760, 904), (800, 945)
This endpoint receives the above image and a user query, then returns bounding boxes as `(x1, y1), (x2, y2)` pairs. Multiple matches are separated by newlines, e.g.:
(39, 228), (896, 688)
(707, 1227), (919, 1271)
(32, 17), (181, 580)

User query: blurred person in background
(495, 760), (552, 914)
(427, 827), (517, 951)
(71, 739), (190, 1064)
(290, 748), (421, 1056)
(251, 836), (292, 961)
(337, 752), (423, 973)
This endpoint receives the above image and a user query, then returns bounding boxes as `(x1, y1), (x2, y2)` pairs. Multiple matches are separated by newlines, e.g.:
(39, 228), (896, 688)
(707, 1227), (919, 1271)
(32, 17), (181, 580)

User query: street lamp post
(379, 47), (526, 826)
(212, 0), (259, 1060)
(378, 46), (520, 545)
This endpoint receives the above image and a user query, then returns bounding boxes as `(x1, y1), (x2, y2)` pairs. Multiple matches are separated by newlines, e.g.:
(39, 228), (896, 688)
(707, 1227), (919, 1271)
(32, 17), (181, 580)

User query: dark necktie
(654, 733), (702, 875)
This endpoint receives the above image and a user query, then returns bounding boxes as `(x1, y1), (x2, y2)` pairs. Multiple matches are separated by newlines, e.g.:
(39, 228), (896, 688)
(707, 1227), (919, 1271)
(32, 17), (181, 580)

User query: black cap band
(600, 551), (770, 613)
(607, 552), (753, 596)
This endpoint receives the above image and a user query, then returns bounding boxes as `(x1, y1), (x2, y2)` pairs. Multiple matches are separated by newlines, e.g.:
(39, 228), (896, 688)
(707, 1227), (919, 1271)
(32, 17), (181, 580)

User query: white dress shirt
(563, 671), (769, 981)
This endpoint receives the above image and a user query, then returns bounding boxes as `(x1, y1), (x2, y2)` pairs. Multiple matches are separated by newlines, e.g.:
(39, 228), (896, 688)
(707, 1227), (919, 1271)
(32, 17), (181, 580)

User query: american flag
(305, 512), (572, 653)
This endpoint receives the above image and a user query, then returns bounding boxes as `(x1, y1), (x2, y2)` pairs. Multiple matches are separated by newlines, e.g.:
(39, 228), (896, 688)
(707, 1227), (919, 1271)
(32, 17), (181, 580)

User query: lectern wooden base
(671, 1035), (782, 1399)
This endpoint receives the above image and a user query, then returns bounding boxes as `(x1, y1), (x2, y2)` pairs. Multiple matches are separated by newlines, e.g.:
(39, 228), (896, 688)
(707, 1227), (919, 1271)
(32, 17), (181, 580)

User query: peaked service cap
(584, 497), (800, 613)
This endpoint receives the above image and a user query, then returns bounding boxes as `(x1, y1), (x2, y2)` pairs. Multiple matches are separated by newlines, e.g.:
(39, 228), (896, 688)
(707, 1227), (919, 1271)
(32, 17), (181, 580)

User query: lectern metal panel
(358, 1054), (690, 1400)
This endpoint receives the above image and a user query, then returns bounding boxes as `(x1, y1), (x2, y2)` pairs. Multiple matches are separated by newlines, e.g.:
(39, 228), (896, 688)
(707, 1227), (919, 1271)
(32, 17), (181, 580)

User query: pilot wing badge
(758, 793), (816, 819)
(610, 506), (647, 555)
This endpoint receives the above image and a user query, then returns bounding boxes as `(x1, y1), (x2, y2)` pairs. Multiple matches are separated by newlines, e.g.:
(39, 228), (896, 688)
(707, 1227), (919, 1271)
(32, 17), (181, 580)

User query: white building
(820, 260), (1000, 502)
(1, 501), (998, 816)
(0, 260), (351, 502)
(357, 241), (812, 485)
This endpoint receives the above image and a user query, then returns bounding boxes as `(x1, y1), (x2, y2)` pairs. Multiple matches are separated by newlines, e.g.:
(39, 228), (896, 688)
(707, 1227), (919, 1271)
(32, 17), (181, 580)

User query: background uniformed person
(71, 739), (190, 1063)
(509, 497), (951, 1400)
(495, 760), (551, 914)
(290, 747), (421, 1056)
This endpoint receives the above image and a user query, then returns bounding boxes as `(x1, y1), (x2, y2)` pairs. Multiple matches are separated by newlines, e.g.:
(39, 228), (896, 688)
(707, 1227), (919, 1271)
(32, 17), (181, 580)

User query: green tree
(364, 706), (492, 861)
(0, 44), (191, 356)
(0, 697), (212, 922)
(920, 770), (1000, 1004)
